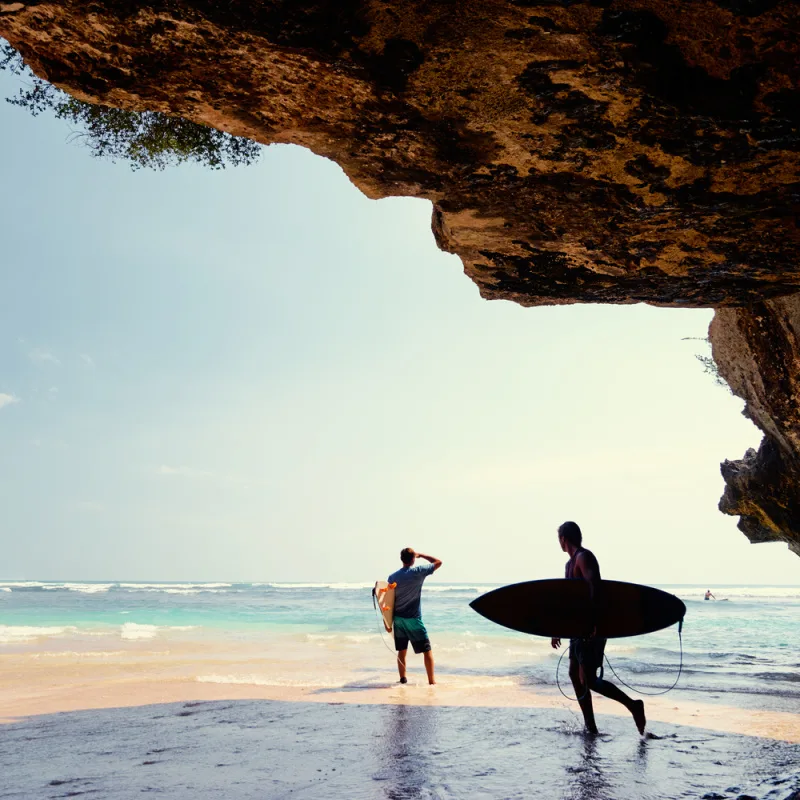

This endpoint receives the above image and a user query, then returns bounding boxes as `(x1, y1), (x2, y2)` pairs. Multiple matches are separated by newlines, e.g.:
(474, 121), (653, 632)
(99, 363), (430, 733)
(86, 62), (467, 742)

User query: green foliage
(0, 40), (24, 75)
(682, 336), (732, 392)
(695, 354), (730, 389)
(0, 40), (260, 170)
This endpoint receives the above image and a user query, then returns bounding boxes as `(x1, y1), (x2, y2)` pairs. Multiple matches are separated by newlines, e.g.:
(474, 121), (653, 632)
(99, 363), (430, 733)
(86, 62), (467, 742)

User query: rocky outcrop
(1, 1), (799, 552)
(711, 296), (800, 556)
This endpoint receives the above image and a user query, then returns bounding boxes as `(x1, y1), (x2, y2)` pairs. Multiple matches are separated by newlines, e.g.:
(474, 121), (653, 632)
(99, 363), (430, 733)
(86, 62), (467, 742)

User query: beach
(1, 582), (798, 798)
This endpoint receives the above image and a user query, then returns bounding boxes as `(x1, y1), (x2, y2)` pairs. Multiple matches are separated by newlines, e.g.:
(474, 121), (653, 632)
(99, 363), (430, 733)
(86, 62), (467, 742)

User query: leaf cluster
(681, 336), (733, 393)
(1, 40), (260, 170)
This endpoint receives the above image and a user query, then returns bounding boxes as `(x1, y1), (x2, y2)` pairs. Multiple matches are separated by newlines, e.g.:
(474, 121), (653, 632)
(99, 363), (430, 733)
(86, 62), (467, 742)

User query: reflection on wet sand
(564, 734), (612, 800)
(377, 703), (439, 799)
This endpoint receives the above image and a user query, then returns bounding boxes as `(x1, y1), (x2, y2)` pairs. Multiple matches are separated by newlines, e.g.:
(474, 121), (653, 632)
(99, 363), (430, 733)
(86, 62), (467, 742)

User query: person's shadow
(374, 703), (439, 799)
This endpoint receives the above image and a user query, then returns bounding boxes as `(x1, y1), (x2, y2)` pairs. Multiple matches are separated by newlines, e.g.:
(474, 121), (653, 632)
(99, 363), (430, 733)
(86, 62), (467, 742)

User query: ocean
(1, 581), (798, 799)
(1, 580), (798, 703)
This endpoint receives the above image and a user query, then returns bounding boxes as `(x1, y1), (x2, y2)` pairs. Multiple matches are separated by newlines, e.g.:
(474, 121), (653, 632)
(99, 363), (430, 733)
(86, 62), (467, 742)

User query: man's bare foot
(428, 680), (436, 685)
(632, 700), (646, 735)
(399, 677), (407, 684)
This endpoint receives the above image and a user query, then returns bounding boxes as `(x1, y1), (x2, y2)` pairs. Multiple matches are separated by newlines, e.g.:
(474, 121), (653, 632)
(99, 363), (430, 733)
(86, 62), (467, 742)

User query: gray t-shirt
(388, 563), (435, 619)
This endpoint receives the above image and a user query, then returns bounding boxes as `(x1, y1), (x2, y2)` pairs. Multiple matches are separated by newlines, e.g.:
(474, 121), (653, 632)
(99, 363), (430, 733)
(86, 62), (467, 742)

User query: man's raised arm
(416, 553), (443, 572)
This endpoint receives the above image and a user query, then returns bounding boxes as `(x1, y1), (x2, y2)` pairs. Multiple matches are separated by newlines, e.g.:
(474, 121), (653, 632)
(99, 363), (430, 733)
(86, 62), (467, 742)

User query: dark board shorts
(569, 636), (607, 677)
(393, 616), (431, 654)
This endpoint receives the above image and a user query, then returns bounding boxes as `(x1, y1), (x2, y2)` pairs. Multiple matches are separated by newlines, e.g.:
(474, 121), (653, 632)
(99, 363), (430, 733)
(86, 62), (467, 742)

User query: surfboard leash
(555, 619), (684, 701)
(555, 646), (590, 702)
(372, 589), (405, 667)
(602, 619), (684, 697)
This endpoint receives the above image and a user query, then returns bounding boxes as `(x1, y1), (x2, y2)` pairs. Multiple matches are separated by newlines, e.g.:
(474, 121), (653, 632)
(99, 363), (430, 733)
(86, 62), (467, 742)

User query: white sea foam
(263, 582), (496, 592)
(0, 625), (78, 643)
(260, 582), (374, 590)
(0, 582), (111, 593)
(62, 583), (114, 594)
(0, 587), (11, 592)
(196, 673), (347, 688)
(668, 585), (800, 601)
(118, 583), (231, 591)
(442, 676), (518, 689)
(196, 673), (519, 690)
(120, 623), (197, 640)
(303, 633), (381, 645)
(425, 585), (498, 594)
(439, 641), (490, 653)
(36, 651), (126, 658)
(0, 581), (47, 588)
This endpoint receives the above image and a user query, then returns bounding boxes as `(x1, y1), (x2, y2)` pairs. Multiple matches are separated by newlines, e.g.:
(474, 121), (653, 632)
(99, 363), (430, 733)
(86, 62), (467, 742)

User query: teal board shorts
(393, 616), (431, 654)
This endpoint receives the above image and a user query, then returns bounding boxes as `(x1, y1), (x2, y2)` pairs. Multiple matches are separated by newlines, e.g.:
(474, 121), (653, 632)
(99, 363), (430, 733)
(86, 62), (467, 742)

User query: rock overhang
(1, 0), (799, 552)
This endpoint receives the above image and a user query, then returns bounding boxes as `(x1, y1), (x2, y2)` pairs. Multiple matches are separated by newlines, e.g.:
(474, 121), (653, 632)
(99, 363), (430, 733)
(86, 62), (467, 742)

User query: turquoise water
(1, 581), (798, 705)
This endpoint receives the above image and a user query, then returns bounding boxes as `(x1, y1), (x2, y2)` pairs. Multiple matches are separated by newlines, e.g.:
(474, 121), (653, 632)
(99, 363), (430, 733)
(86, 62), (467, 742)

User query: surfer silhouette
(388, 547), (442, 685)
(704, 589), (715, 601)
(550, 521), (646, 736)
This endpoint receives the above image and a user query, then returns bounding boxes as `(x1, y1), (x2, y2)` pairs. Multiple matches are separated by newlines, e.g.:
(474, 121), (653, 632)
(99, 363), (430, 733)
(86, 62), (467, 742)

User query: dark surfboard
(470, 579), (685, 639)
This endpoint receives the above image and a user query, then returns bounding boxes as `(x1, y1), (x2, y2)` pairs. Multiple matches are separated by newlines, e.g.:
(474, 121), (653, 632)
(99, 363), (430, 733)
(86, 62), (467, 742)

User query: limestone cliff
(1, 0), (799, 553)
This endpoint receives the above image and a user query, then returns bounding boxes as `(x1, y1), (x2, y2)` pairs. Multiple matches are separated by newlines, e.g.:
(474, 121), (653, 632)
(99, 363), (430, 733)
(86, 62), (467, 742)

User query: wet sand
(3, 697), (799, 800)
(2, 674), (800, 746)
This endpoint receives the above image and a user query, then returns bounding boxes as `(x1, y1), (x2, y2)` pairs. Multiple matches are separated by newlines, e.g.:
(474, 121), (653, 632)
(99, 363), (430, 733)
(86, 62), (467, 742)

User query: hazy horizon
(1, 578), (798, 586)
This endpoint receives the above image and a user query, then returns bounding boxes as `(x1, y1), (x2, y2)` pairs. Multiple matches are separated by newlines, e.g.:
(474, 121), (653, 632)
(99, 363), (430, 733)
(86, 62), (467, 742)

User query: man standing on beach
(389, 547), (442, 685)
(551, 521), (646, 735)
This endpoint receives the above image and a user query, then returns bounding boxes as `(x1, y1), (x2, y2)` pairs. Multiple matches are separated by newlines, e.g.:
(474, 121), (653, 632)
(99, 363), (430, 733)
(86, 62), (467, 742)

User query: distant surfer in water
(389, 548), (442, 685)
(704, 589), (715, 601)
(551, 521), (646, 736)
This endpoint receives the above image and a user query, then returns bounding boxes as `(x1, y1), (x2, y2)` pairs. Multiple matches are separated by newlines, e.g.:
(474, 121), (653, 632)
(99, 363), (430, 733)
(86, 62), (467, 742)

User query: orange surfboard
(372, 581), (396, 633)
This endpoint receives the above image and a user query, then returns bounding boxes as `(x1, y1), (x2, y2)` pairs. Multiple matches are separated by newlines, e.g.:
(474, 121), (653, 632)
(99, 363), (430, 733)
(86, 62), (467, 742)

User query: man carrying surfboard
(551, 521), (647, 736)
(389, 547), (442, 685)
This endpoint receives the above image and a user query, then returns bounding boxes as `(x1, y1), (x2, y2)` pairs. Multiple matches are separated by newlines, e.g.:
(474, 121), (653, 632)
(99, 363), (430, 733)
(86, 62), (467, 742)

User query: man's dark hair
(400, 547), (415, 565)
(558, 521), (582, 547)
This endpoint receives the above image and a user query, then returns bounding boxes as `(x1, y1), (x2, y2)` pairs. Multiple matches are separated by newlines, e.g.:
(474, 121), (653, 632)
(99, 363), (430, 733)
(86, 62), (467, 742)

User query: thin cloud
(80, 353), (95, 368)
(0, 393), (20, 410)
(28, 348), (61, 366)
(157, 465), (214, 479)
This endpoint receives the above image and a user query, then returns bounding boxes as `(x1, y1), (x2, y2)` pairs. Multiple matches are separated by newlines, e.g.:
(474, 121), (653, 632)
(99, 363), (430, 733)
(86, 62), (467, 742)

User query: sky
(1, 68), (798, 586)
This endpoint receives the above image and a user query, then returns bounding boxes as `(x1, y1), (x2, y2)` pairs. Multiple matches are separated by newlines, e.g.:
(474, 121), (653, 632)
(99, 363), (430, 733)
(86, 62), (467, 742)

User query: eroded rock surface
(711, 296), (800, 556)
(2, 0), (799, 552)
